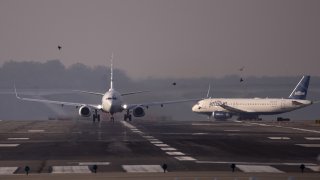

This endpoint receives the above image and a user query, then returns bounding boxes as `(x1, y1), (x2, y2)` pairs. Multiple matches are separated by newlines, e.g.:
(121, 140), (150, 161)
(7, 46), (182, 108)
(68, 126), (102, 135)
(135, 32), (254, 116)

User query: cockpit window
(107, 97), (117, 100)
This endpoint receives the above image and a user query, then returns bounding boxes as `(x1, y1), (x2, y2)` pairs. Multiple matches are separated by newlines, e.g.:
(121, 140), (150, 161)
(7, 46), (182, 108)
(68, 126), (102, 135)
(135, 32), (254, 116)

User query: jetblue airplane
(15, 55), (198, 122)
(192, 76), (317, 120)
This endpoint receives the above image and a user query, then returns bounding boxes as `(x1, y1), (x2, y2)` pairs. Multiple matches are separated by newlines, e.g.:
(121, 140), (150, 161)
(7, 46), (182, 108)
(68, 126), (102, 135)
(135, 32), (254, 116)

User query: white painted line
(52, 166), (91, 173)
(192, 123), (216, 126)
(120, 121), (136, 129)
(249, 122), (320, 134)
(7, 138), (30, 140)
(237, 165), (284, 173)
(148, 138), (159, 141)
(224, 130), (240, 132)
(296, 144), (320, 147)
(196, 161), (317, 166)
(161, 147), (177, 151)
(28, 130), (45, 133)
(0, 144), (20, 147)
(305, 137), (320, 140)
(268, 137), (290, 140)
(0, 167), (18, 174)
(142, 136), (154, 139)
(154, 144), (169, 147)
(192, 133), (209, 135)
(166, 152), (185, 156)
(174, 156), (196, 161)
(150, 141), (163, 144)
(306, 166), (320, 172)
(78, 162), (110, 166)
(122, 165), (164, 173)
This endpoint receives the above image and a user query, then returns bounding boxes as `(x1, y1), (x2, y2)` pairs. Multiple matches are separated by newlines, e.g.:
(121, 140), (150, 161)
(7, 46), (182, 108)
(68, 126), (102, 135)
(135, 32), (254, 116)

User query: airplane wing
(124, 98), (201, 110)
(73, 90), (104, 96)
(15, 87), (101, 109)
(73, 90), (149, 96)
(219, 104), (249, 113)
(121, 91), (150, 96)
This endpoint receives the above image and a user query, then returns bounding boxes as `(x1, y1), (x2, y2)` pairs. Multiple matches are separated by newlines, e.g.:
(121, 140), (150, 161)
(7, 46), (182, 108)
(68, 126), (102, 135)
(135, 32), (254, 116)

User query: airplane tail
(288, 75), (310, 100)
(109, 53), (114, 90)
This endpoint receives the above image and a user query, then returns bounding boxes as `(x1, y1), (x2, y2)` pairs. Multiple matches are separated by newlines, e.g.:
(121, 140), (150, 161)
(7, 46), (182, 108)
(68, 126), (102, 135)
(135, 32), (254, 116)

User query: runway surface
(0, 119), (319, 179)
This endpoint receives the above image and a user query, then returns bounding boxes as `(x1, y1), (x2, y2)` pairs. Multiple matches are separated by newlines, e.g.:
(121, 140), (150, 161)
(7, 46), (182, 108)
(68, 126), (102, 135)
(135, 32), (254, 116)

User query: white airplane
(15, 55), (198, 122)
(192, 76), (317, 120)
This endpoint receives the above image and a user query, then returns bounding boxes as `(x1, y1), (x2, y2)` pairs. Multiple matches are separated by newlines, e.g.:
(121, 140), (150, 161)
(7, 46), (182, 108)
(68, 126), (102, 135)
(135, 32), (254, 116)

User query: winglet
(206, 84), (211, 98)
(14, 83), (21, 99)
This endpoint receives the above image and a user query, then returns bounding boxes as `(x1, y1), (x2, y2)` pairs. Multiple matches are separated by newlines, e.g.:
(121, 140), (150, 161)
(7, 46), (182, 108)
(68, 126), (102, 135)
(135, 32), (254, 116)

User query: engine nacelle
(133, 106), (145, 117)
(212, 111), (232, 120)
(79, 106), (92, 117)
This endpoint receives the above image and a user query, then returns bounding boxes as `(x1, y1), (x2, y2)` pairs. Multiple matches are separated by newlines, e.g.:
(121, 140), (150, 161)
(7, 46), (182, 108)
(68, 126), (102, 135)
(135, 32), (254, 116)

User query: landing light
(97, 105), (102, 109)
(123, 104), (128, 109)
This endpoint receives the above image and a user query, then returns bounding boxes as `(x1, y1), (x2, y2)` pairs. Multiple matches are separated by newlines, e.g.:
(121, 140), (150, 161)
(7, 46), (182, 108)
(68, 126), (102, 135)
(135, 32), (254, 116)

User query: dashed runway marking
(305, 137), (320, 140)
(224, 130), (240, 132)
(174, 156), (197, 161)
(0, 167), (18, 174)
(78, 162), (110, 166)
(28, 129), (45, 133)
(196, 161), (317, 166)
(52, 166), (91, 173)
(166, 151), (185, 156)
(150, 141), (163, 144)
(306, 166), (320, 172)
(154, 143), (169, 147)
(296, 144), (320, 147)
(192, 133), (209, 135)
(268, 137), (290, 140)
(7, 138), (30, 140)
(0, 144), (20, 147)
(237, 165), (284, 173)
(161, 147), (177, 151)
(122, 165), (164, 173)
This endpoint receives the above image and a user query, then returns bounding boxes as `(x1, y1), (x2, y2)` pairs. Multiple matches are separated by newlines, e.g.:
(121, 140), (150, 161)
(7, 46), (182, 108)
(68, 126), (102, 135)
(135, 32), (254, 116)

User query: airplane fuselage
(192, 98), (312, 116)
(101, 89), (124, 114)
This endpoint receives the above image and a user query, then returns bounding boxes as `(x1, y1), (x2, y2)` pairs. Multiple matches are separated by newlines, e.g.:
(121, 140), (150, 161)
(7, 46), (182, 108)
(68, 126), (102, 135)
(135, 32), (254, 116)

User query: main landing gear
(110, 114), (115, 123)
(124, 110), (132, 121)
(92, 109), (100, 122)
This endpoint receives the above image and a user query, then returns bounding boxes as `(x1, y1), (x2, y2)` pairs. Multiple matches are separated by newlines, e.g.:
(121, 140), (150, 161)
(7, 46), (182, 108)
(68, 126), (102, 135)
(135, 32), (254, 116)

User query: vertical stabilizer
(288, 76), (310, 100)
(109, 53), (114, 90)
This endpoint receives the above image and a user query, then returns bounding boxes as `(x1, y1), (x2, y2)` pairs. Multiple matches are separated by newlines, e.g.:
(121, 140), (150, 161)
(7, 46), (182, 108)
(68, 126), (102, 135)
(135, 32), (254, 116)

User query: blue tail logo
(288, 76), (310, 100)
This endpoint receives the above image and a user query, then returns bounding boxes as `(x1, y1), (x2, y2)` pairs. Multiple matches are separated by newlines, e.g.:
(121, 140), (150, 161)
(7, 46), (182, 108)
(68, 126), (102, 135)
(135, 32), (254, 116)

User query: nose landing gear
(124, 110), (132, 121)
(93, 109), (100, 122)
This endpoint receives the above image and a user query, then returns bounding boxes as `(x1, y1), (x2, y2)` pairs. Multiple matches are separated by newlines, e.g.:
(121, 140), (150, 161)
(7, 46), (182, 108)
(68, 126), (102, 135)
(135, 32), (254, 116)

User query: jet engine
(133, 106), (145, 117)
(212, 111), (232, 120)
(79, 105), (92, 117)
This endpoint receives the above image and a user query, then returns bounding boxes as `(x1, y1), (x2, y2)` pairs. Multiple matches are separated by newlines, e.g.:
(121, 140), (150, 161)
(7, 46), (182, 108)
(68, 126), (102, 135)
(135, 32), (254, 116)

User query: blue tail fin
(288, 76), (310, 100)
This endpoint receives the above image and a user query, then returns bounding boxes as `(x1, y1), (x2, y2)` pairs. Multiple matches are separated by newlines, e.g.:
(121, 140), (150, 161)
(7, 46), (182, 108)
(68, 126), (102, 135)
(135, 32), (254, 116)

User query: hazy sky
(0, 0), (320, 79)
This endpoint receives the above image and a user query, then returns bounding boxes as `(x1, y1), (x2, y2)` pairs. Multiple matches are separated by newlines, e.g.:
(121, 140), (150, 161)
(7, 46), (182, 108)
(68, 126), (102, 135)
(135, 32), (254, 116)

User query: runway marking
(306, 166), (320, 172)
(305, 137), (320, 140)
(154, 143), (169, 147)
(224, 130), (240, 132)
(237, 165), (284, 173)
(121, 121), (136, 129)
(247, 122), (320, 134)
(268, 137), (290, 140)
(150, 141), (163, 144)
(142, 136), (154, 139)
(122, 165), (164, 173)
(7, 138), (30, 140)
(0, 167), (18, 174)
(166, 151), (185, 156)
(296, 144), (320, 147)
(174, 156), (197, 161)
(161, 147), (177, 151)
(0, 144), (20, 147)
(192, 133), (209, 135)
(196, 161), (317, 166)
(78, 162), (110, 166)
(52, 166), (91, 173)
(28, 129), (45, 133)
(148, 138), (159, 141)
(192, 123), (216, 126)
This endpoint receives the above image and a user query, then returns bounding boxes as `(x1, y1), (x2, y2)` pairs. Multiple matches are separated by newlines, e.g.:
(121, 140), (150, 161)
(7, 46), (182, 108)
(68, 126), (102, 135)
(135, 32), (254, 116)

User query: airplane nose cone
(192, 105), (198, 112)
